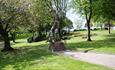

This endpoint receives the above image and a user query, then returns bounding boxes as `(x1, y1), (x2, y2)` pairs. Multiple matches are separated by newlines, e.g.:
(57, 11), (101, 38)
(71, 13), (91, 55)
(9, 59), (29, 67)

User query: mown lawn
(0, 45), (113, 70)
(0, 30), (115, 70)
(66, 30), (115, 54)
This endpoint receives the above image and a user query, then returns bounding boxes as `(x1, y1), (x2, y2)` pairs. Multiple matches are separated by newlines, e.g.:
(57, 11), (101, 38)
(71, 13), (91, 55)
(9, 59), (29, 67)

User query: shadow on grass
(104, 32), (115, 37)
(66, 33), (115, 53)
(0, 44), (55, 70)
(0, 32), (115, 70)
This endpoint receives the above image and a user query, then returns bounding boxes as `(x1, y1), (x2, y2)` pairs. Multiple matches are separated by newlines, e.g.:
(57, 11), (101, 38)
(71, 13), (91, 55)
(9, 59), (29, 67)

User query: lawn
(0, 45), (113, 70)
(0, 30), (115, 70)
(66, 30), (115, 54)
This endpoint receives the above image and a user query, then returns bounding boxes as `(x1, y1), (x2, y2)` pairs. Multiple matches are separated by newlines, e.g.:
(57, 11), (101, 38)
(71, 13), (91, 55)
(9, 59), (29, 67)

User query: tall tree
(36, 0), (68, 51)
(74, 0), (95, 41)
(99, 0), (115, 34)
(49, 0), (68, 51)
(0, 0), (31, 51)
(29, 0), (52, 38)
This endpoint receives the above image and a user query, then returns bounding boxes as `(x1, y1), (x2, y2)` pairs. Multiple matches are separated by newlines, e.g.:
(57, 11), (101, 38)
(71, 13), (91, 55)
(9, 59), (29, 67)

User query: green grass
(0, 30), (115, 70)
(0, 45), (113, 70)
(66, 30), (115, 54)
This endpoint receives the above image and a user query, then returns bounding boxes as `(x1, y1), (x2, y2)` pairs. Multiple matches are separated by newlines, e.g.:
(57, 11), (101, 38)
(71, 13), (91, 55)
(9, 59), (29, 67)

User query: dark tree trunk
(108, 23), (111, 34)
(1, 32), (14, 52)
(86, 0), (92, 41)
(87, 20), (92, 41)
(58, 17), (63, 40)
(58, 27), (62, 40)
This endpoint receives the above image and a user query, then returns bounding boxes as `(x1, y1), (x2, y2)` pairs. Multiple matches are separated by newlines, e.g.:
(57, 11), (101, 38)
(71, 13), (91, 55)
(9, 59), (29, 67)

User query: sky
(66, 8), (86, 29)
(66, 0), (86, 29)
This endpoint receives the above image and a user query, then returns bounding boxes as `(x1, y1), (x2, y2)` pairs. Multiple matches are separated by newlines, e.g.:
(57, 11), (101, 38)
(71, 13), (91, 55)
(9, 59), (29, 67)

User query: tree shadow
(0, 44), (56, 70)
(14, 42), (25, 43)
(66, 33), (115, 53)
(104, 33), (115, 38)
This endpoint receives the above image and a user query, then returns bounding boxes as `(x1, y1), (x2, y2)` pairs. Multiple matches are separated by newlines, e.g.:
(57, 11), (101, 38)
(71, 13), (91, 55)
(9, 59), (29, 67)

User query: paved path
(58, 51), (115, 69)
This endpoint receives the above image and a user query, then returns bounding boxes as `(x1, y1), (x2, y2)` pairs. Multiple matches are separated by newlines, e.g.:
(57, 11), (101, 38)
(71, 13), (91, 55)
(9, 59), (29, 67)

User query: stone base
(52, 41), (66, 51)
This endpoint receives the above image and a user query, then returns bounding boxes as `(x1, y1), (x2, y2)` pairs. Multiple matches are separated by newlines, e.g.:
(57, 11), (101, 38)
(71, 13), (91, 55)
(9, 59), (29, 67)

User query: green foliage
(22, 0), (53, 39)
(73, 0), (91, 16)
(100, 0), (115, 20)
(0, 0), (31, 33)
(92, 0), (115, 23)
(63, 17), (73, 28)
(16, 33), (32, 39)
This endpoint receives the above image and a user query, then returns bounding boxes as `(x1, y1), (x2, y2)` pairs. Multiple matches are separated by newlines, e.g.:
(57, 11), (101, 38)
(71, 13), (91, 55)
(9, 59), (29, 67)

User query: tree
(46, 0), (69, 51)
(73, 0), (95, 41)
(100, 0), (115, 34)
(0, 0), (31, 52)
(29, 0), (52, 39)
(34, 0), (68, 51)
(92, 0), (115, 34)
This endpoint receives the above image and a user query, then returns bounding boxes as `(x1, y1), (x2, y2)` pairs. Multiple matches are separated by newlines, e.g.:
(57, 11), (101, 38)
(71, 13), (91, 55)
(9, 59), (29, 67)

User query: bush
(27, 35), (46, 43)
(27, 37), (33, 43)
(16, 33), (32, 39)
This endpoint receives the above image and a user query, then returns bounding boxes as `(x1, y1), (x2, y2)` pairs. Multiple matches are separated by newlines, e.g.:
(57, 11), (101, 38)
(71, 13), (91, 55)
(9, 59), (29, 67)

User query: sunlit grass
(66, 30), (115, 54)
(12, 39), (48, 48)
(0, 46), (113, 70)
(0, 30), (115, 70)
(10, 30), (115, 54)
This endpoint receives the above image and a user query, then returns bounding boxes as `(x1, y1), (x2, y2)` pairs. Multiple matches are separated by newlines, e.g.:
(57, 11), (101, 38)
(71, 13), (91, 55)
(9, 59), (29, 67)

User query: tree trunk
(86, 0), (92, 41)
(58, 18), (63, 40)
(87, 20), (92, 41)
(100, 24), (103, 30)
(48, 19), (66, 51)
(108, 23), (111, 34)
(48, 22), (57, 50)
(1, 32), (14, 52)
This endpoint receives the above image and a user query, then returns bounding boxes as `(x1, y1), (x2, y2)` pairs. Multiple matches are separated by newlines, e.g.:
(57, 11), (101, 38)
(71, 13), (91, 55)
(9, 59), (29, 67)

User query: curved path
(58, 51), (115, 69)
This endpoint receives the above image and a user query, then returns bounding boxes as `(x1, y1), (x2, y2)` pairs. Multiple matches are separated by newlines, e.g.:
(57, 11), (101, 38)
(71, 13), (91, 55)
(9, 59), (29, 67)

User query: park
(0, 0), (115, 70)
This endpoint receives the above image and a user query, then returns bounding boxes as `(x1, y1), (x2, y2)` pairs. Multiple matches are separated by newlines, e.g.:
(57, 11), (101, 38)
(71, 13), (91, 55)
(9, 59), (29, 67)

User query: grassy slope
(0, 37), (113, 70)
(66, 30), (115, 54)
